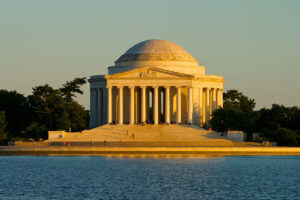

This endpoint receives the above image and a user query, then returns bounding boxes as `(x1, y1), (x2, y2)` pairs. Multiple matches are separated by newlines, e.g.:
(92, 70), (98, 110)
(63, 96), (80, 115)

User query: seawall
(1, 146), (300, 156)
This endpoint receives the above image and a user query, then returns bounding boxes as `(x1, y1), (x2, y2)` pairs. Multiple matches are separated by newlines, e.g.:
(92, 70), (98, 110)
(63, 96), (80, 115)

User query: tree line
(0, 78), (89, 143)
(0, 82), (299, 146)
(211, 90), (300, 146)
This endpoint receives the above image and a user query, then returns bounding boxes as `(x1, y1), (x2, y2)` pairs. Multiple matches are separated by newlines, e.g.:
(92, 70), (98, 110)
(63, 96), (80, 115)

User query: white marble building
(89, 39), (225, 128)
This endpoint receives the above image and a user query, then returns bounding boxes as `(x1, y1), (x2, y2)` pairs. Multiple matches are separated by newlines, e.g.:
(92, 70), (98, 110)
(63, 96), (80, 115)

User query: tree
(211, 89), (256, 138)
(211, 91), (300, 146)
(261, 125), (298, 146)
(0, 111), (7, 143)
(60, 77), (87, 102)
(0, 111), (6, 134)
(60, 77), (89, 131)
(0, 90), (30, 138)
(25, 85), (71, 139)
(66, 101), (89, 131)
(256, 104), (300, 130)
(21, 122), (48, 139)
(257, 104), (300, 146)
(223, 89), (256, 112)
(0, 77), (88, 140)
(288, 106), (300, 130)
(276, 128), (298, 146)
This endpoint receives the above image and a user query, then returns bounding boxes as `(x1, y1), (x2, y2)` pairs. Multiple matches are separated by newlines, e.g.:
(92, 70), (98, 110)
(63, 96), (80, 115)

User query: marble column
(206, 88), (210, 124)
(96, 88), (99, 124)
(100, 88), (103, 124)
(165, 87), (170, 124)
(188, 87), (193, 124)
(103, 88), (107, 124)
(93, 89), (97, 127)
(96, 88), (99, 125)
(158, 88), (161, 124)
(216, 89), (221, 108)
(108, 86), (112, 124)
(153, 86), (159, 125)
(141, 86), (146, 123)
(176, 87), (181, 124)
(199, 87), (203, 125)
(212, 88), (217, 111)
(89, 88), (93, 127)
(118, 86), (123, 125)
(130, 86), (135, 125)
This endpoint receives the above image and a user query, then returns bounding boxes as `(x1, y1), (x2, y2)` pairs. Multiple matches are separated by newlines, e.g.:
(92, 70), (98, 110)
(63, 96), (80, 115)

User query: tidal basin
(0, 156), (299, 199)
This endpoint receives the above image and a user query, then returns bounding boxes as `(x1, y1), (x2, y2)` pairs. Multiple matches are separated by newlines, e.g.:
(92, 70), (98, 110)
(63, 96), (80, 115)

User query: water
(0, 156), (299, 200)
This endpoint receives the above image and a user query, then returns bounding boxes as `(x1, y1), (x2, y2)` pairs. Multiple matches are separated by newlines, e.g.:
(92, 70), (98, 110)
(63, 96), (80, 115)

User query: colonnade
(92, 85), (223, 126)
(90, 86), (223, 127)
(89, 88), (107, 127)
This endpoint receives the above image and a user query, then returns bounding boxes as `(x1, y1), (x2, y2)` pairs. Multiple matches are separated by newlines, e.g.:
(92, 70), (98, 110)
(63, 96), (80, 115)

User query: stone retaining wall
(1, 146), (299, 156)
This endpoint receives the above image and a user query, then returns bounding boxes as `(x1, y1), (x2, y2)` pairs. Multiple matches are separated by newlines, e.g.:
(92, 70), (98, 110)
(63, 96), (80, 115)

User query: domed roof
(115, 39), (198, 64)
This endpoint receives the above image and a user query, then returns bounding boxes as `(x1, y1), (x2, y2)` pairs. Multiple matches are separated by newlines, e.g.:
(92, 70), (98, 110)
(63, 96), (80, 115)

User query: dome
(109, 39), (205, 76)
(115, 39), (198, 64)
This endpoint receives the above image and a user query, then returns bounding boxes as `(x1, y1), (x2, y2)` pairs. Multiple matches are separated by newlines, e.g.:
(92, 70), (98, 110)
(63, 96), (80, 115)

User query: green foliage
(0, 134), (7, 143)
(256, 104), (300, 146)
(0, 111), (8, 143)
(0, 90), (30, 138)
(211, 89), (256, 138)
(60, 77), (87, 102)
(0, 77), (88, 141)
(276, 128), (298, 146)
(21, 121), (48, 139)
(223, 89), (256, 112)
(27, 85), (71, 133)
(257, 104), (300, 131)
(0, 111), (6, 135)
(66, 101), (89, 131)
(211, 90), (300, 146)
(261, 126), (298, 146)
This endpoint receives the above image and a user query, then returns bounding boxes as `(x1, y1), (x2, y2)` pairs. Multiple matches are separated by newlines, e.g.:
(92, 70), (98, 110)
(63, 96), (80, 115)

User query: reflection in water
(99, 154), (225, 158)
(0, 156), (299, 199)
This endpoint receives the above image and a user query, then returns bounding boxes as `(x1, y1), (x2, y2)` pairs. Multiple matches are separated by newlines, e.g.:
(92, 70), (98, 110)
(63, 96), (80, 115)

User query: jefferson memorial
(89, 39), (225, 128)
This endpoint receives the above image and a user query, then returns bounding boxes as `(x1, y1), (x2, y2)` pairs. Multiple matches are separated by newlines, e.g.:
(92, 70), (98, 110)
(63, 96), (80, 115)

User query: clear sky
(0, 0), (299, 109)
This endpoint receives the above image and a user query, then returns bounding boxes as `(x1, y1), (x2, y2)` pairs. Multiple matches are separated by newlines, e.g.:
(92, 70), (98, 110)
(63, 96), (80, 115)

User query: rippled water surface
(0, 156), (299, 199)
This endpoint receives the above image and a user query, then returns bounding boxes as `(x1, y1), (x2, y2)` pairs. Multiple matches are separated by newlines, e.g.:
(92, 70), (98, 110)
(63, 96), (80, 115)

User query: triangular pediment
(105, 67), (194, 79)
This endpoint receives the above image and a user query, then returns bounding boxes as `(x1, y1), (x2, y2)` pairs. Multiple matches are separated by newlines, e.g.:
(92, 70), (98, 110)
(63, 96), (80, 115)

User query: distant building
(89, 39), (225, 127)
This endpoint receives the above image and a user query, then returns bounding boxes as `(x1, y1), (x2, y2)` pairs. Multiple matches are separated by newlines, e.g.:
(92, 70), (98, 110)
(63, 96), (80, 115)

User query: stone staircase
(51, 124), (260, 147)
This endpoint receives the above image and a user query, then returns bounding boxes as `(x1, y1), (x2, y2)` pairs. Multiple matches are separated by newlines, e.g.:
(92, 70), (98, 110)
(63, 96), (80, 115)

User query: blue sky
(0, 0), (299, 109)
